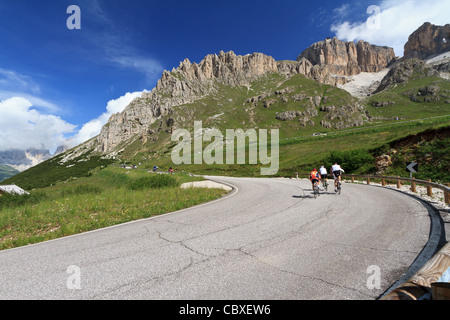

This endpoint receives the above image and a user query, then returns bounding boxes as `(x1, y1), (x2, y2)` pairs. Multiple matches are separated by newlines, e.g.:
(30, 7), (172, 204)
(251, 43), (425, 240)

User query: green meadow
(0, 167), (227, 250)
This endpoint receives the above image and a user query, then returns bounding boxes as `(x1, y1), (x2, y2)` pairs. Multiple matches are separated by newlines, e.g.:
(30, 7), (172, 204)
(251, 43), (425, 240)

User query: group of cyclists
(309, 163), (345, 194)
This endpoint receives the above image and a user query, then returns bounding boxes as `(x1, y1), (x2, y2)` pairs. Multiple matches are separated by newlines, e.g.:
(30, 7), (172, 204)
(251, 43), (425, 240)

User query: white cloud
(0, 91), (145, 152)
(0, 68), (63, 114)
(68, 91), (144, 147)
(0, 97), (76, 152)
(330, 0), (450, 57)
(0, 90), (61, 114)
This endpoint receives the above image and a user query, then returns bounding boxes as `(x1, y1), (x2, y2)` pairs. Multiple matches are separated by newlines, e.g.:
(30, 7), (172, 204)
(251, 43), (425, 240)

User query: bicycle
(313, 180), (320, 199)
(322, 177), (328, 192)
(332, 170), (342, 195)
(335, 180), (341, 195)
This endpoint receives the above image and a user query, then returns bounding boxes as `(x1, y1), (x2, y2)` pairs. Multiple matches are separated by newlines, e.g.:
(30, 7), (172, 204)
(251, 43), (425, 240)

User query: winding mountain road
(0, 176), (438, 300)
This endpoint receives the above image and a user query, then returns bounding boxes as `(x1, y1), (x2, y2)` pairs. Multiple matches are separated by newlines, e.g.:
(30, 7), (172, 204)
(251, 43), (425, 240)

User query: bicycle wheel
(337, 182), (341, 195)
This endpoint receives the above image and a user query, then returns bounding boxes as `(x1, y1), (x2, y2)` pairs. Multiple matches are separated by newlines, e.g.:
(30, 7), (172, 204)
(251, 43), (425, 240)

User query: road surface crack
(235, 247), (374, 299)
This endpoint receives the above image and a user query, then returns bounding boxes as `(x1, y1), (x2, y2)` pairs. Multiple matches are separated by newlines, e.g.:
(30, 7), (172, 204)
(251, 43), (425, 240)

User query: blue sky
(0, 0), (448, 152)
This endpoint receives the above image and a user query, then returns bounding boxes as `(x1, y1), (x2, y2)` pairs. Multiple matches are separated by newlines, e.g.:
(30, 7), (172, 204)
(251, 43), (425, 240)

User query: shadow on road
(292, 190), (337, 199)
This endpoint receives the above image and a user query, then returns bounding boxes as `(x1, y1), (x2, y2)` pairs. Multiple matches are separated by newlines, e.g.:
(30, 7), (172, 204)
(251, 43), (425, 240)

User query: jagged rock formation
(404, 22), (450, 60)
(96, 50), (356, 154)
(165, 51), (279, 87)
(94, 47), (391, 154)
(276, 58), (347, 86)
(374, 58), (427, 93)
(373, 56), (449, 94)
(298, 37), (396, 76)
(95, 51), (280, 153)
(89, 38), (398, 156)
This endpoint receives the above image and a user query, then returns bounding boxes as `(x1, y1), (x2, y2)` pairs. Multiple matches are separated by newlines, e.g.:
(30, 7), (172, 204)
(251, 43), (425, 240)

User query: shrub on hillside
(0, 190), (48, 209)
(128, 174), (180, 190)
(325, 149), (373, 173)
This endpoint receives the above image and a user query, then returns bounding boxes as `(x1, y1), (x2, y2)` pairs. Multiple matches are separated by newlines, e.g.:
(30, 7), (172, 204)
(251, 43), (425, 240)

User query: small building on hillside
(0, 185), (29, 196)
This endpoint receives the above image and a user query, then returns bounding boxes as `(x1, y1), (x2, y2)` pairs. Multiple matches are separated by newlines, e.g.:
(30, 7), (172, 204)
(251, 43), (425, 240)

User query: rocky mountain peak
(94, 51), (280, 154)
(404, 22), (450, 60)
(298, 37), (396, 76)
(161, 50), (279, 87)
(91, 42), (399, 155)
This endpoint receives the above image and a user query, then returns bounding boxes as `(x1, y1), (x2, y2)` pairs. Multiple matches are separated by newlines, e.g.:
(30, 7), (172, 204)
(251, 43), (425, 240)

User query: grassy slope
(1, 152), (115, 190)
(365, 73), (450, 120)
(0, 167), (227, 250)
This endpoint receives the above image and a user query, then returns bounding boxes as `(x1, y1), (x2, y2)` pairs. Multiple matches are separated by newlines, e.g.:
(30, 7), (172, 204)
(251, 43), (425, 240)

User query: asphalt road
(0, 177), (436, 300)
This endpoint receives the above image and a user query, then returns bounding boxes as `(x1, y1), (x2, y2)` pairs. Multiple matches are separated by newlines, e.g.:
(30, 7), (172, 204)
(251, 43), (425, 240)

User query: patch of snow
(425, 51), (450, 65)
(209, 112), (224, 119)
(338, 69), (390, 98)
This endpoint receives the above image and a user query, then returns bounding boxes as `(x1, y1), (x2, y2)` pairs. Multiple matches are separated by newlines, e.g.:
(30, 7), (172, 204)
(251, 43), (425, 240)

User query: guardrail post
(431, 283), (450, 300)
(382, 178), (386, 186)
(351, 176), (355, 183)
(397, 179), (401, 189)
(445, 184), (450, 205)
(411, 177), (416, 193)
(367, 177), (370, 185)
(427, 179), (433, 197)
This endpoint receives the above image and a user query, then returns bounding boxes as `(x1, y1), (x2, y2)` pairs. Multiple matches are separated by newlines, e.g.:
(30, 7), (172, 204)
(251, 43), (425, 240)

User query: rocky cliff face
(404, 22), (450, 60)
(298, 37), (396, 76)
(95, 51), (280, 154)
(91, 37), (399, 156)
(276, 58), (348, 86)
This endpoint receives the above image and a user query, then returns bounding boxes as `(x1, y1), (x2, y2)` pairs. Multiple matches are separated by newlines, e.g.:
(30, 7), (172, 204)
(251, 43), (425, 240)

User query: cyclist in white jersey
(319, 166), (328, 186)
(331, 163), (345, 192)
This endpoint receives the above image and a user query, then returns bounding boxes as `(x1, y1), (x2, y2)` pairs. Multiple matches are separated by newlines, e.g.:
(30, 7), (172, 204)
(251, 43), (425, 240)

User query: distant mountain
(0, 164), (20, 183)
(0, 146), (69, 172)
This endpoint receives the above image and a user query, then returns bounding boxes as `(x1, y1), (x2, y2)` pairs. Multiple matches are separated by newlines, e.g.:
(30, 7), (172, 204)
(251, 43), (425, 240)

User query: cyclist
(319, 166), (328, 187)
(309, 168), (321, 192)
(331, 163), (345, 192)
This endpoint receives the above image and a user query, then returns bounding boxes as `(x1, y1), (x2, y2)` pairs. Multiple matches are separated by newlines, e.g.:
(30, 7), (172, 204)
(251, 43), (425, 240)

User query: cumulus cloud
(0, 68), (62, 114)
(330, 0), (450, 56)
(68, 91), (144, 147)
(0, 90), (145, 153)
(0, 97), (76, 152)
